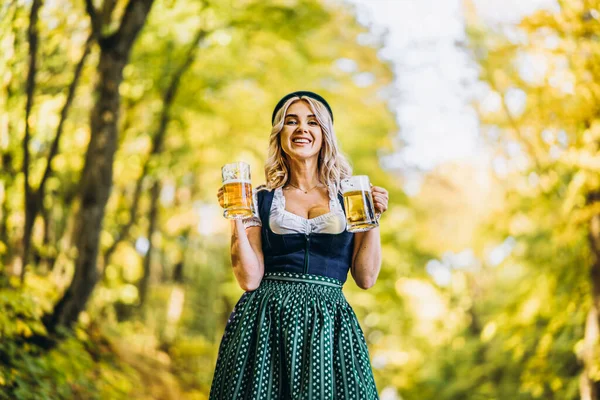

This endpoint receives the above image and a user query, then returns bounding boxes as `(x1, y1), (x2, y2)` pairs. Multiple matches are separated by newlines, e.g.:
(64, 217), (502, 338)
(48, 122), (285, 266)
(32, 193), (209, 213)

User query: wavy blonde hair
(263, 95), (352, 194)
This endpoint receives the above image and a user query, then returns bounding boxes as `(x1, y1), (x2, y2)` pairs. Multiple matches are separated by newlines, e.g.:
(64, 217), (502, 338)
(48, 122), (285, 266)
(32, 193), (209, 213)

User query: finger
(373, 188), (388, 197)
(372, 187), (387, 198)
(374, 200), (388, 211)
(373, 194), (388, 204)
(372, 184), (386, 194)
(217, 188), (225, 208)
(375, 204), (388, 213)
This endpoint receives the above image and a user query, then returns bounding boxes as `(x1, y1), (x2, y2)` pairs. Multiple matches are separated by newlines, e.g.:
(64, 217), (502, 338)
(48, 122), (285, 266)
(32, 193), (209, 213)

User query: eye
(309, 120), (319, 126)
(285, 119), (297, 125)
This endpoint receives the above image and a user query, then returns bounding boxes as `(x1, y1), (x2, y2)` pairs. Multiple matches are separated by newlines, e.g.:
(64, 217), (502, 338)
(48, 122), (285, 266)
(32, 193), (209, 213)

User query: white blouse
(243, 185), (346, 235)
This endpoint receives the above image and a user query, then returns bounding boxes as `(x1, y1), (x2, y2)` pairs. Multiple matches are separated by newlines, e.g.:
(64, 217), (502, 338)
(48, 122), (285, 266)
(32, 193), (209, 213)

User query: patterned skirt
(209, 272), (379, 400)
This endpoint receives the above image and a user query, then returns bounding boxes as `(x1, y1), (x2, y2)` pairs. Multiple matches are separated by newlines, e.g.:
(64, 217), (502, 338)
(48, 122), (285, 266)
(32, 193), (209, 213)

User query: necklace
(286, 182), (322, 194)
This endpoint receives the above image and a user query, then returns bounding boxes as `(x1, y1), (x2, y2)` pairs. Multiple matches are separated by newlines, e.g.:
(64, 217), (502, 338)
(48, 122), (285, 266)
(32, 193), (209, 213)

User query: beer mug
(221, 161), (254, 219)
(341, 175), (379, 232)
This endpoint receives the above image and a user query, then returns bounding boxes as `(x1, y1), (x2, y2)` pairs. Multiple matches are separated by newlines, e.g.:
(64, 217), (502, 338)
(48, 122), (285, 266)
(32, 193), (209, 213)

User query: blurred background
(1, 0), (599, 398)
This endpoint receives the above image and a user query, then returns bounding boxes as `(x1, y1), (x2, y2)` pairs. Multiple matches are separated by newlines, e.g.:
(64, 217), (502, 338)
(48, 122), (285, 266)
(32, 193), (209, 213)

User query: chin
(286, 151), (319, 162)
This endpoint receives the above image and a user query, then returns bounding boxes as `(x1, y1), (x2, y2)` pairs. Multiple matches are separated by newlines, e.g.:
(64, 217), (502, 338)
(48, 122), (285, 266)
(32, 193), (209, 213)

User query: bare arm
(351, 228), (382, 289)
(350, 185), (389, 290)
(218, 187), (264, 291)
(230, 222), (264, 291)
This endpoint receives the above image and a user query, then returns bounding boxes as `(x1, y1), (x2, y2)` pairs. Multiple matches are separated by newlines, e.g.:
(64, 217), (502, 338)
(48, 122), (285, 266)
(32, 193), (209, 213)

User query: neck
(287, 157), (320, 189)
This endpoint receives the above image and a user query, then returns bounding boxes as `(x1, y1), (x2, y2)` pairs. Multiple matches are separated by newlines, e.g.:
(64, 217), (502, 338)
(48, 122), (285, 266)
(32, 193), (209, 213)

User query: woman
(211, 91), (389, 399)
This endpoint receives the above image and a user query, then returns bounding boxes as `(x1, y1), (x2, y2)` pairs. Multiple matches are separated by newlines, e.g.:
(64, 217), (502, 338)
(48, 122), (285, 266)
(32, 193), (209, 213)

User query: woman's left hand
(371, 184), (389, 217)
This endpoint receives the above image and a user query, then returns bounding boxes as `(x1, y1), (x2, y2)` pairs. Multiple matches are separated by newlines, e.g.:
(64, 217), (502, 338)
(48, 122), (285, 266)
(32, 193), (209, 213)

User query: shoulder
(329, 182), (345, 211)
(328, 182), (343, 198)
(254, 184), (273, 203)
(255, 184), (271, 196)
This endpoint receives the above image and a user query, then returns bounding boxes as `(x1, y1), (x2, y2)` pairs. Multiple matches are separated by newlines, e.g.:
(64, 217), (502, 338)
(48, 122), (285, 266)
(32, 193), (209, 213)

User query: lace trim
(274, 184), (342, 222)
(262, 271), (343, 287)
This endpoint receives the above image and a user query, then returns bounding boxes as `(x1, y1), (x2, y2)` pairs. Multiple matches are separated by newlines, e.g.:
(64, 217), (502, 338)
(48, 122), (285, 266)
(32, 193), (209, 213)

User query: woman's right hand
(217, 186), (225, 208)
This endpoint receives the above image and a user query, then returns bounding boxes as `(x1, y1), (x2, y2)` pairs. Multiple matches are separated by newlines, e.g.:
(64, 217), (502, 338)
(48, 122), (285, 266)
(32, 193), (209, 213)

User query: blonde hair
(263, 95), (352, 194)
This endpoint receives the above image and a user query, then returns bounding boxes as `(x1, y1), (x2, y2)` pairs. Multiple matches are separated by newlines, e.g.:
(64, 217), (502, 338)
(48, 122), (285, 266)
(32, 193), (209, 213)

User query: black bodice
(257, 189), (355, 283)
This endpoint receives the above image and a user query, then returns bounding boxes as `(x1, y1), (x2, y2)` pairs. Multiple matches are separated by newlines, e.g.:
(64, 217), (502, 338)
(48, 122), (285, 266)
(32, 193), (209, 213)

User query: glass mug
(221, 161), (255, 219)
(341, 175), (379, 232)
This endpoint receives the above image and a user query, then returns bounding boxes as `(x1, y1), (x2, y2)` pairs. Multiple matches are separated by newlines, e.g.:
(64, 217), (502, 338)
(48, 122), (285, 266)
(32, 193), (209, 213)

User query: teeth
(293, 139), (310, 143)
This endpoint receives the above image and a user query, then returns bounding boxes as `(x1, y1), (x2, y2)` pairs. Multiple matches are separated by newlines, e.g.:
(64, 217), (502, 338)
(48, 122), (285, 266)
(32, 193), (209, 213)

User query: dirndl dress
(209, 188), (379, 399)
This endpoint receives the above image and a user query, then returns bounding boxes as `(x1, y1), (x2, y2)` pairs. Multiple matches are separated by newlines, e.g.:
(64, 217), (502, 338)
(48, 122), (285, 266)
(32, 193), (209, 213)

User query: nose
(296, 120), (309, 132)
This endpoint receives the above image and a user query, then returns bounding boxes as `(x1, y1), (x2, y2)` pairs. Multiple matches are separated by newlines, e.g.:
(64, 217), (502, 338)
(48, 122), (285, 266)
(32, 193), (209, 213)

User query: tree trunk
(103, 28), (207, 269)
(21, 0), (43, 282)
(138, 180), (160, 308)
(39, 202), (56, 273)
(45, 0), (155, 331)
(0, 185), (12, 273)
(46, 48), (123, 330)
(22, 35), (93, 277)
(580, 307), (599, 400)
(582, 190), (600, 399)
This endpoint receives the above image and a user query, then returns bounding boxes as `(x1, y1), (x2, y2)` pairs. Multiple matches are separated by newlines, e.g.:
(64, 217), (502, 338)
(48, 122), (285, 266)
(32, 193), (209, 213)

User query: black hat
(271, 91), (333, 125)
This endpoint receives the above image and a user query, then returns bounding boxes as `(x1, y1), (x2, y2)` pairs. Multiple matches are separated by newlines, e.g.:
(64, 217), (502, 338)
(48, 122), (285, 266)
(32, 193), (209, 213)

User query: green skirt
(209, 271), (379, 400)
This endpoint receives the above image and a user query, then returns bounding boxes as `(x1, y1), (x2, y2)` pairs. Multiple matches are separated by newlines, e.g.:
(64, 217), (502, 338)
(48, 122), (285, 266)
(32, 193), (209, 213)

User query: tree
(467, 0), (600, 397)
(45, 0), (155, 331)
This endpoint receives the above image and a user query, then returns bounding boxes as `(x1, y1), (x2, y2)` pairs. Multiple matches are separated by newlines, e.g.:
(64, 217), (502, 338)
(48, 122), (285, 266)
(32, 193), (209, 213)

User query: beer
(343, 190), (378, 229)
(222, 180), (254, 219)
(221, 162), (254, 220)
(341, 176), (379, 232)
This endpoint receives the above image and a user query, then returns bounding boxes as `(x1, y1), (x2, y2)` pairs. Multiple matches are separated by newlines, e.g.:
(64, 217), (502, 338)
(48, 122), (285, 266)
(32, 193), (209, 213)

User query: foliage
(376, 0), (600, 398)
(0, 284), (127, 399)
(4, 0), (600, 396)
(0, 0), (404, 397)
(8, 0), (600, 397)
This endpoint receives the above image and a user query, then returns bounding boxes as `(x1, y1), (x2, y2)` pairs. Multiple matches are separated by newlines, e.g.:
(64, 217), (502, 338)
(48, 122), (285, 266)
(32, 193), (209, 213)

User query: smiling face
(279, 100), (323, 162)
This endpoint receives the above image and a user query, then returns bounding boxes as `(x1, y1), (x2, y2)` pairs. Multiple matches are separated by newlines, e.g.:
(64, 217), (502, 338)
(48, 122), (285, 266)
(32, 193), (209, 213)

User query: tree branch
(23, 0), (43, 194)
(38, 33), (93, 208)
(84, 0), (102, 39)
(155, 28), (208, 151)
(101, 0), (118, 26)
(487, 79), (543, 171)
(103, 28), (208, 266)
(111, 0), (155, 55)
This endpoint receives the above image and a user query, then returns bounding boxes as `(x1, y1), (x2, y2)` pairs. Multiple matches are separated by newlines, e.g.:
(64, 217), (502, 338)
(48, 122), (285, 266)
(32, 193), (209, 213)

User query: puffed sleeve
(242, 188), (262, 228)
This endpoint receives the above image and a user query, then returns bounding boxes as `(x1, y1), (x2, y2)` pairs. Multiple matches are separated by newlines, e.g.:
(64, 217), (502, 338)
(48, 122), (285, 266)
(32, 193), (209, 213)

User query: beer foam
(342, 188), (370, 195)
(223, 178), (252, 185)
